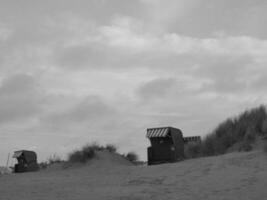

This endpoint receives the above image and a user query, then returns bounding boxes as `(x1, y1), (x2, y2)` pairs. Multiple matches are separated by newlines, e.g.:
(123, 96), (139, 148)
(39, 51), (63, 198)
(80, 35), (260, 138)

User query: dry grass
(183, 105), (267, 159)
(105, 144), (117, 153)
(68, 144), (96, 163)
(67, 143), (138, 164)
(124, 152), (138, 162)
(201, 105), (267, 156)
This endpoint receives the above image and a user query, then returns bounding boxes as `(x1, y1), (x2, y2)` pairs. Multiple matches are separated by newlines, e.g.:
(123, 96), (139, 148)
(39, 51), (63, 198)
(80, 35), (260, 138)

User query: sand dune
(1, 150), (267, 200)
(44, 150), (134, 172)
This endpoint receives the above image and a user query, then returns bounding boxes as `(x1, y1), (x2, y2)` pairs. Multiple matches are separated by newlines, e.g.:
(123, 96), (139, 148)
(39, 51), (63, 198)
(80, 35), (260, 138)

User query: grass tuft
(125, 152), (138, 162)
(68, 145), (96, 163)
(200, 105), (267, 156)
(105, 144), (117, 153)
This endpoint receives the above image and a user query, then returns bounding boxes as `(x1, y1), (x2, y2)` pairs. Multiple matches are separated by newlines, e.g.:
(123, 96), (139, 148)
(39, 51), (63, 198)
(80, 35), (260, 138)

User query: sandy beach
(1, 150), (267, 200)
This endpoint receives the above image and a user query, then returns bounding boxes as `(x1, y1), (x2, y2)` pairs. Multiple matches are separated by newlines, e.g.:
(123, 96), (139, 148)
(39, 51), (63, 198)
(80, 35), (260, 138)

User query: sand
(1, 150), (267, 200)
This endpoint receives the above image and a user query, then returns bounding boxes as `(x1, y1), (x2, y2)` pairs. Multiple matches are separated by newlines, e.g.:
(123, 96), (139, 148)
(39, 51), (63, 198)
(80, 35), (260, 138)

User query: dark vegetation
(39, 143), (139, 168)
(68, 142), (139, 164)
(105, 144), (117, 153)
(124, 152), (139, 162)
(185, 105), (267, 158)
(68, 144), (96, 163)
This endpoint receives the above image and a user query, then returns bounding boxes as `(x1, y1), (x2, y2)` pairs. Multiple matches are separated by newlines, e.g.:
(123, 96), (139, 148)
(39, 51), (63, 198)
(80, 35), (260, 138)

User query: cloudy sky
(0, 0), (267, 164)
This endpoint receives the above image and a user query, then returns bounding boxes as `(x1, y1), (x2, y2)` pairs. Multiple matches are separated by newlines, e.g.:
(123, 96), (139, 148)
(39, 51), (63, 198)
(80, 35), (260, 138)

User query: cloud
(137, 78), (176, 100)
(0, 23), (12, 41)
(139, 0), (199, 32)
(0, 74), (36, 95)
(141, 0), (267, 38)
(0, 74), (42, 123)
(41, 95), (117, 131)
(51, 15), (267, 71)
(0, 0), (267, 164)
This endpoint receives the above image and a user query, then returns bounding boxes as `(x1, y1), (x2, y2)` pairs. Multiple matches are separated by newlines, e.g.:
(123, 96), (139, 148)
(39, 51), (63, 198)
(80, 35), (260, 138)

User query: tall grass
(185, 105), (267, 158)
(68, 144), (97, 163)
(125, 152), (138, 162)
(67, 143), (138, 163)
(204, 105), (267, 155)
(105, 144), (117, 153)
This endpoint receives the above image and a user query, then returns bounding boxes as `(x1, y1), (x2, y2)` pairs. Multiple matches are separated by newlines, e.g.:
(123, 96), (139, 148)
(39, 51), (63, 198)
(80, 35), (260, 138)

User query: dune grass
(67, 142), (138, 164)
(124, 152), (138, 162)
(185, 105), (267, 159)
(105, 144), (117, 153)
(68, 145), (96, 163)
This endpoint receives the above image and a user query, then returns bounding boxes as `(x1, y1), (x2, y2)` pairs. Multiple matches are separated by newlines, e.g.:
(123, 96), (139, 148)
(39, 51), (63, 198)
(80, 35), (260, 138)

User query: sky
(0, 0), (267, 164)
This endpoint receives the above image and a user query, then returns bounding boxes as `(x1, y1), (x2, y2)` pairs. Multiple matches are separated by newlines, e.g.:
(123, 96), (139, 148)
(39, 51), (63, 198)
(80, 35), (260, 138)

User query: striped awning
(146, 127), (170, 138)
(13, 151), (23, 158)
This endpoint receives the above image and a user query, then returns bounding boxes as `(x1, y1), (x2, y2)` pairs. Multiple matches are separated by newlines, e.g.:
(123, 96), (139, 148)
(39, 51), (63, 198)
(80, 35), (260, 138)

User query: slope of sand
(1, 150), (267, 200)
